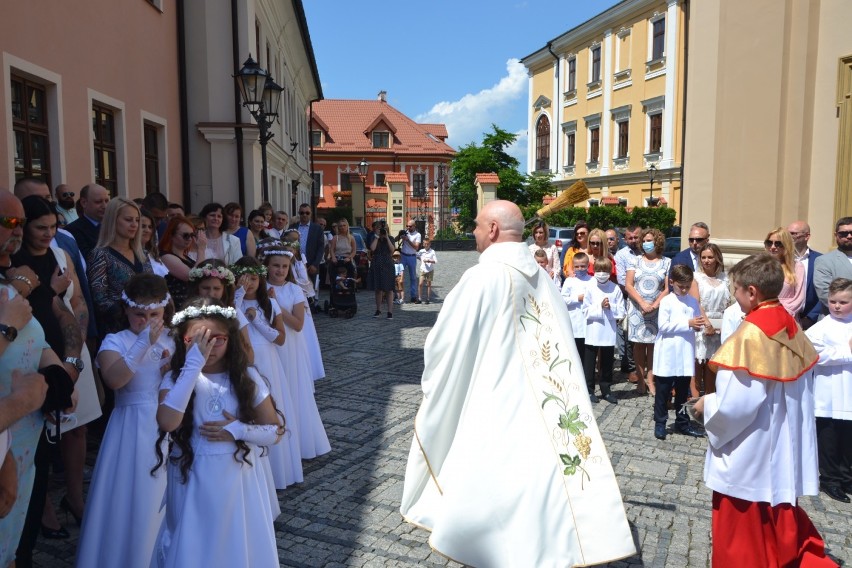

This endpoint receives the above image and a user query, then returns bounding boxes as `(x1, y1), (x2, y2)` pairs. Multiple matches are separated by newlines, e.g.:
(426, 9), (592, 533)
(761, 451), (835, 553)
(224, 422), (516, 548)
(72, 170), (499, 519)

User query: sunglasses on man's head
(0, 216), (25, 230)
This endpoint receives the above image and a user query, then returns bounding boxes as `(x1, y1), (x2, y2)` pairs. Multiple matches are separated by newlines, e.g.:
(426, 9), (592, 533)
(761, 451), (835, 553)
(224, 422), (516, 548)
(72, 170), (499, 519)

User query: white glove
(161, 344), (206, 412)
(125, 329), (153, 373)
(233, 286), (246, 309)
(223, 420), (283, 446)
(250, 314), (281, 343)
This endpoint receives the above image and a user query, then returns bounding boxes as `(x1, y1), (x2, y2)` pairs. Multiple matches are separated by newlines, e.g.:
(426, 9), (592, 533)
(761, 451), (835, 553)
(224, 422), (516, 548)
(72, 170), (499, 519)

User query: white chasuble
(400, 242), (635, 567)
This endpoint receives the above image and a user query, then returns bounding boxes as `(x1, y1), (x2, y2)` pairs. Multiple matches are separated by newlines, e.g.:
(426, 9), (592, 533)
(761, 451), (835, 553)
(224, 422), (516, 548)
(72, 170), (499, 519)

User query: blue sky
(302, 0), (621, 169)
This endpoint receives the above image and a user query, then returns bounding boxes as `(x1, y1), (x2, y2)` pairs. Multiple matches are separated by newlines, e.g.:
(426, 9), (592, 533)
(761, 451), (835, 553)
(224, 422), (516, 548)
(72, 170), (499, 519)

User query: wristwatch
(0, 324), (17, 343)
(64, 356), (85, 372)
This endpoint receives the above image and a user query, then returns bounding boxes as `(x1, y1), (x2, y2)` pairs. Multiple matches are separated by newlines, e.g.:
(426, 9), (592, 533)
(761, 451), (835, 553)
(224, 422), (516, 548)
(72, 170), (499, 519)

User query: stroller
(324, 260), (358, 318)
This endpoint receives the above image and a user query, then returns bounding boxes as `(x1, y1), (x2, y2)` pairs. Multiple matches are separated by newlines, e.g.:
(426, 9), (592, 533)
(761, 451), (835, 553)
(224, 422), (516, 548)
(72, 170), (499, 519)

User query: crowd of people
(0, 179), (335, 567)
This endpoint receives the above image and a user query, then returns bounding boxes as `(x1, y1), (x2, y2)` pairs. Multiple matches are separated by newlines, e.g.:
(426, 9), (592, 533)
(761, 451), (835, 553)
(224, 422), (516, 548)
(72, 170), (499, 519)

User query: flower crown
(121, 290), (172, 310)
(171, 305), (238, 326)
(230, 264), (268, 278)
(256, 239), (284, 250)
(261, 249), (294, 258)
(282, 240), (300, 250)
(188, 265), (236, 286)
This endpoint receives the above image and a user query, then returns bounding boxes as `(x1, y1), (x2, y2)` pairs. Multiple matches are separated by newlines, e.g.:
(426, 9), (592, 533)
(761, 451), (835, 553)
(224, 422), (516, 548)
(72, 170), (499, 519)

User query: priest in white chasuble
(400, 200), (635, 567)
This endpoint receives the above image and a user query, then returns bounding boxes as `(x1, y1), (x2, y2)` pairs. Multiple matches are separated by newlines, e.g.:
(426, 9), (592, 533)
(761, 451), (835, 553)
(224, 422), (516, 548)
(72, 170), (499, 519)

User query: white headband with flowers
(171, 305), (238, 326)
(256, 239), (284, 250)
(188, 265), (236, 286)
(230, 264), (268, 278)
(121, 291), (172, 310)
(261, 250), (294, 258)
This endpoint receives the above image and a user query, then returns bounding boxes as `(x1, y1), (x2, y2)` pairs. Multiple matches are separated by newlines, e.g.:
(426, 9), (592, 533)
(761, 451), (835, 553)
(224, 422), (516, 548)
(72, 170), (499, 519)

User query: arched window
(536, 115), (550, 171)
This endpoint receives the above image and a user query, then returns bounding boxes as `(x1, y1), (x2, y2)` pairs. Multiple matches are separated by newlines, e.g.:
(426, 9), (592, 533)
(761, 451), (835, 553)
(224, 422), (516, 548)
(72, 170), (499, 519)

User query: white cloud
(416, 58), (528, 162)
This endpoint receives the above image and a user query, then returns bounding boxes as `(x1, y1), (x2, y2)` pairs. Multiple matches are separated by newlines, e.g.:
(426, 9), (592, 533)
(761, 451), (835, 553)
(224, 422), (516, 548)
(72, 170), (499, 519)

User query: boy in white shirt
(416, 239), (437, 304)
(582, 257), (624, 404)
(393, 251), (405, 305)
(561, 253), (591, 355)
(653, 265), (706, 440)
(805, 277), (852, 503)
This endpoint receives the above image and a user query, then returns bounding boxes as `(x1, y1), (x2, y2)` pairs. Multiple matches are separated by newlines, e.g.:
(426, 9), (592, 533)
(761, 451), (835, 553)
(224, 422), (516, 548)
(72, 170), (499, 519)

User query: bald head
(0, 189), (25, 261)
(787, 220), (811, 254)
(13, 177), (51, 201)
(473, 200), (525, 252)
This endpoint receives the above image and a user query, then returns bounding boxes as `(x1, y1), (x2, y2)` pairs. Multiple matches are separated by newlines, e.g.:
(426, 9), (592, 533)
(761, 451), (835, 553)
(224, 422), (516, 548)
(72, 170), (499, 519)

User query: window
(311, 172), (322, 197)
(591, 46), (601, 83)
(567, 58), (576, 92)
(413, 173), (427, 198)
(652, 18), (665, 60)
(11, 75), (51, 186)
(372, 131), (390, 148)
(589, 127), (600, 162)
(310, 130), (322, 147)
(535, 115), (551, 171)
(650, 114), (662, 153)
(566, 132), (576, 166)
(143, 123), (159, 195)
(92, 103), (117, 192)
(618, 121), (629, 158)
(255, 21), (261, 65)
(374, 173), (385, 187)
(340, 172), (352, 191)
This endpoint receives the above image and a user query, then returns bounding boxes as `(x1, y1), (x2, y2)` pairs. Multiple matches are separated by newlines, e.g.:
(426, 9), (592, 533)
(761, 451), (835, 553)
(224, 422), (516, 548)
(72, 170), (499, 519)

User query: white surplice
(401, 242), (635, 568)
(653, 293), (700, 377)
(805, 314), (852, 420)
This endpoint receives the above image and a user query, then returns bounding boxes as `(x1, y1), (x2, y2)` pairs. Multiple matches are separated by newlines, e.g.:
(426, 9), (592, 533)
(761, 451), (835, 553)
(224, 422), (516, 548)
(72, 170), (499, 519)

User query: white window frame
(588, 42), (602, 89)
(311, 171), (323, 199)
(561, 120), (577, 173)
(563, 54), (578, 102)
(372, 130), (390, 148)
(88, 89), (127, 197)
(584, 112), (601, 169)
(611, 105), (631, 167)
(641, 96), (665, 161)
(648, 13), (666, 61)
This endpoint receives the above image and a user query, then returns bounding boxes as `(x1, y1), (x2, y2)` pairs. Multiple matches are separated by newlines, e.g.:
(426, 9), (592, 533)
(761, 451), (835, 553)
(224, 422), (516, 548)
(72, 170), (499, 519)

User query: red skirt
(712, 492), (837, 567)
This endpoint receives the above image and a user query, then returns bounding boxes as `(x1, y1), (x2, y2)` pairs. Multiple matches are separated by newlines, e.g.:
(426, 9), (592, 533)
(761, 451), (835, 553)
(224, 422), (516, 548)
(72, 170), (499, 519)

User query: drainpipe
(176, 0), (191, 208)
(231, 0), (246, 213)
(547, 41), (559, 176)
(678, 0), (689, 225)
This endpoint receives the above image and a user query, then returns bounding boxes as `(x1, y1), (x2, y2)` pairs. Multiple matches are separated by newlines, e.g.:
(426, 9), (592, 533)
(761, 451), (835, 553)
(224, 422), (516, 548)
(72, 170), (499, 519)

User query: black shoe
(425, 299), (430, 304)
(842, 482), (852, 494)
(589, 394), (600, 403)
(386, 313), (393, 319)
(603, 394), (618, 404)
(654, 424), (667, 440)
(413, 298), (422, 304)
(373, 310), (381, 318)
(40, 523), (70, 539)
(676, 425), (706, 438)
(821, 485), (850, 503)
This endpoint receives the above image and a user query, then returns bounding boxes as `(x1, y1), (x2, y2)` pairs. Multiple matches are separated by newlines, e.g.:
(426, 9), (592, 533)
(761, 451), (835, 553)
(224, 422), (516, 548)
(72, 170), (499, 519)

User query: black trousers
(583, 344), (614, 396)
(816, 417), (852, 489)
(16, 428), (52, 568)
(654, 375), (690, 430)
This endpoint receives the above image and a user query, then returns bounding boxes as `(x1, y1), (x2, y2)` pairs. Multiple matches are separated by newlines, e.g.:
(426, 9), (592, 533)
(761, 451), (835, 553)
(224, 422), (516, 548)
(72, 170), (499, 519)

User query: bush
(522, 203), (676, 232)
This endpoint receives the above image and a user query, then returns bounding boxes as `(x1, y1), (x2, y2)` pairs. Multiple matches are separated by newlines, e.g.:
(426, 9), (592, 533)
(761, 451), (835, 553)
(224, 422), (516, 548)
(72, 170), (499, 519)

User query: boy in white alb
(694, 254), (834, 567)
(652, 265), (706, 440)
(561, 253), (591, 355)
(805, 277), (852, 503)
(582, 257), (624, 404)
(417, 239), (437, 304)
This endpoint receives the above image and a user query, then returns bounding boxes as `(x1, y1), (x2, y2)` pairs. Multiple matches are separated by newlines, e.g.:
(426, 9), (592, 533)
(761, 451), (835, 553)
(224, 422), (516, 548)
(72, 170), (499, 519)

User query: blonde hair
(765, 227), (796, 285)
(97, 198), (145, 261)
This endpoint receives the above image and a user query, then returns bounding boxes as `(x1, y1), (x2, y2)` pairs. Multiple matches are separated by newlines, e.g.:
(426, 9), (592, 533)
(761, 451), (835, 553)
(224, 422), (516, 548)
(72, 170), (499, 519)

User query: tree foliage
(520, 203), (677, 235)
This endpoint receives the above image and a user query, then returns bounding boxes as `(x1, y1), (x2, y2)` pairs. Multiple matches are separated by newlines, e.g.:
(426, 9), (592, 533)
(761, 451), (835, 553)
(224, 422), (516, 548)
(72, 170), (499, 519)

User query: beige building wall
(0, 1), (181, 199)
(683, 0), (852, 254)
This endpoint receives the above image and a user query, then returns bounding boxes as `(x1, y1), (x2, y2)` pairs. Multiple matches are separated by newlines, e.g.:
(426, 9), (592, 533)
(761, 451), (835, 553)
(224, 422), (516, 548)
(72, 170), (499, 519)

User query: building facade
(310, 95), (454, 236)
(1, 0), (182, 198)
(521, 0), (686, 215)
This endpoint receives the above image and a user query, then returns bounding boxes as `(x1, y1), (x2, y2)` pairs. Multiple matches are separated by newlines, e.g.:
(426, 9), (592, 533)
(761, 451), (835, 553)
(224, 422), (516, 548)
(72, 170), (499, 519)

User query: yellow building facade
(522, 0), (686, 216)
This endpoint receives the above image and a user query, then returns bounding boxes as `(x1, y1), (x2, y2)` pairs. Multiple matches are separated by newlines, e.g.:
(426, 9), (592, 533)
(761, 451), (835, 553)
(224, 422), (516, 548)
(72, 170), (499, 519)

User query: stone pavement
(35, 250), (850, 567)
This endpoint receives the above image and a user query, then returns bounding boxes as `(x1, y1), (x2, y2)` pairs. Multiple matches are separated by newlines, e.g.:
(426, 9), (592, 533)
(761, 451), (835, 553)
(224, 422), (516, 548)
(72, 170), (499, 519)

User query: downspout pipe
(231, 0), (247, 213)
(177, 0), (191, 209)
(546, 42), (559, 175)
(678, 0), (690, 225)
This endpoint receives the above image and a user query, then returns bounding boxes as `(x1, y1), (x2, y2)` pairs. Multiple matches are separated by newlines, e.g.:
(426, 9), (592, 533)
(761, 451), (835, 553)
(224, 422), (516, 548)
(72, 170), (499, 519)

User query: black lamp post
(647, 164), (659, 207)
(358, 159), (369, 225)
(437, 163), (446, 247)
(234, 55), (284, 204)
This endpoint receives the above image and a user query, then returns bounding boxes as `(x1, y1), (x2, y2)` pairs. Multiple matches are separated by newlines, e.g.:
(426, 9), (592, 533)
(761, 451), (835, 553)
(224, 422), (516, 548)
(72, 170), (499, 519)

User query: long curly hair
(232, 256), (273, 324)
(152, 298), (260, 483)
(186, 258), (235, 306)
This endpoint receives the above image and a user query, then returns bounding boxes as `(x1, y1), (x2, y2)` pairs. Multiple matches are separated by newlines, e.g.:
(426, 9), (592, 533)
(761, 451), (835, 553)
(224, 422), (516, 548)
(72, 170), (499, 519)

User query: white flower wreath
(261, 250), (294, 258)
(121, 290), (172, 310)
(171, 305), (238, 326)
(188, 265), (236, 286)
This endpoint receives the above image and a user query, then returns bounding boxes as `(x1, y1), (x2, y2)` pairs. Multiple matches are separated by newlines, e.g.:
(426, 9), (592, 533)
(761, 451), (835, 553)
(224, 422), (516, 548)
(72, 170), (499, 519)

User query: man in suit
(65, 184), (109, 261)
(290, 203), (325, 278)
(788, 221), (823, 328)
(813, 217), (852, 307)
(670, 222), (710, 273)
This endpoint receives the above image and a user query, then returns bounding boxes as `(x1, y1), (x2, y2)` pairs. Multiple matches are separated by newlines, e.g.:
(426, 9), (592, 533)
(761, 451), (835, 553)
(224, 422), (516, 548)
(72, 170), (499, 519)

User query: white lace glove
(250, 314), (281, 343)
(233, 286), (246, 310)
(125, 328), (153, 373)
(161, 344), (206, 412)
(223, 421), (282, 446)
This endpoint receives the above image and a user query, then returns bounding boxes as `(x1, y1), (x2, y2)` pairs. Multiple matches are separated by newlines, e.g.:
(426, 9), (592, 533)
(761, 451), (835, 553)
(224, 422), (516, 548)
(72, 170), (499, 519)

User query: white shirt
(720, 303), (745, 343)
(805, 314), (852, 419)
(417, 248), (437, 274)
(401, 229), (421, 255)
(653, 293), (699, 377)
(582, 280), (624, 347)
(561, 274), (591, 338)
(614, 246), (641, 287)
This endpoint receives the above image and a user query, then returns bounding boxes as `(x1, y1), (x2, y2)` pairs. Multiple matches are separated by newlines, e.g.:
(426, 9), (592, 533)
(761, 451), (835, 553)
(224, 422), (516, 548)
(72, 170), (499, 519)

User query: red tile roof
(384, 172), (409, 183)
(420, 123), (448, 140)
(475, 173), (500, 185)
(311, 99), (455, 156)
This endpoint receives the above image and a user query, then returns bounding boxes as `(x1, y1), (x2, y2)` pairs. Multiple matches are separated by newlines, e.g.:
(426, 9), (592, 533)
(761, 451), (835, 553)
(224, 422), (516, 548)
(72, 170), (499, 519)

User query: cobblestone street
(35, 250), (850, 567)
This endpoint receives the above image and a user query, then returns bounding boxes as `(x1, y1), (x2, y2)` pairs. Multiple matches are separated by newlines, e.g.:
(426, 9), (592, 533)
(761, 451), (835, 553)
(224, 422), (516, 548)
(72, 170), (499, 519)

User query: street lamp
(437, 163), (446, 246)
(358, 159), (369, 224)
(647, 164), (660, 207)
(234, 55), (284, 204)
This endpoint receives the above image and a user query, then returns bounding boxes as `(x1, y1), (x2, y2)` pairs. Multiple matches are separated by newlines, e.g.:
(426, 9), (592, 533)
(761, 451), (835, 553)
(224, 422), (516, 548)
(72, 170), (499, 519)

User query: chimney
(378, 90), (387, 102)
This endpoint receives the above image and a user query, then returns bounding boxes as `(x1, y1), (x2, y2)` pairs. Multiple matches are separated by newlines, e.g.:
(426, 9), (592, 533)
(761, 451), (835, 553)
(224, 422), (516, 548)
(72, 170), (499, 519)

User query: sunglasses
(688, 238), (707, 244)
(837, 231), (852, 238)
(183, 335), (228, 347)
(61, 191), (75, 198)
(589, 241), (602, 246)
(178, 232), (196, 240)
(764, 240), (784, 249)
(0, 216), (25, 230)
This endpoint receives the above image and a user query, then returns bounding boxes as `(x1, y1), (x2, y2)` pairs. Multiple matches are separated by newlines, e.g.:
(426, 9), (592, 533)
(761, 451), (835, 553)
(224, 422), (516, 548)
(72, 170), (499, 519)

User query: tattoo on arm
(53, 296), (83, 357)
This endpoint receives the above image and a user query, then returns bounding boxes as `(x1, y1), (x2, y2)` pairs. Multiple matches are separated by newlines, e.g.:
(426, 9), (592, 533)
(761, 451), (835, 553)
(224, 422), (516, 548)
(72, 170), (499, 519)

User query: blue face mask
(642, 241), (655, 254)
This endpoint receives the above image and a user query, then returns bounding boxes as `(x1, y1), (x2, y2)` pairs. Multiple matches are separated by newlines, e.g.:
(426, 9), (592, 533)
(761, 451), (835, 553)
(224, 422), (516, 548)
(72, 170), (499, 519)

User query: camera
(378, 220), (388, 236)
